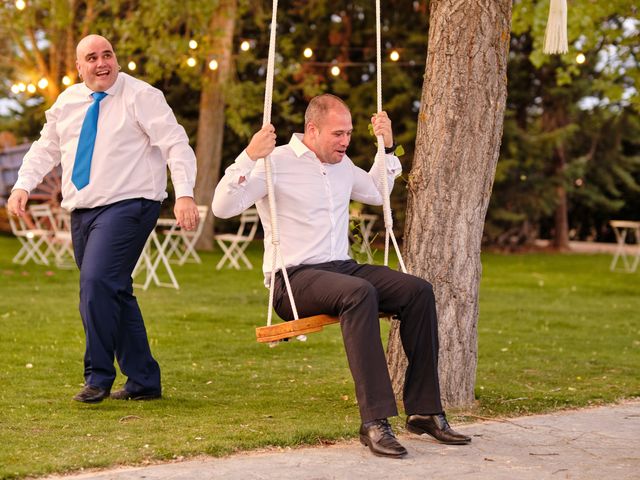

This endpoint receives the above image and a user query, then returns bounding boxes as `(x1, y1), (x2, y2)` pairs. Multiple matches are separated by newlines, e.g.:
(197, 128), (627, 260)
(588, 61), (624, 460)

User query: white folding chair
(214, 208), (260, 270)
(28, 204), (75, 268)
(132, 221), (180, 290)
(7, 210), (51, 265)
(51, 208), (75, 268)
(609, 220), (640, 273)
(163, 205), (209, 265)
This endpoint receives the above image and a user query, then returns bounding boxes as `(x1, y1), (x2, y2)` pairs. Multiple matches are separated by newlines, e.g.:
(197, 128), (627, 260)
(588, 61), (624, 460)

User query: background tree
(387, 0), (512, 408)
(486, 0), (640, 249)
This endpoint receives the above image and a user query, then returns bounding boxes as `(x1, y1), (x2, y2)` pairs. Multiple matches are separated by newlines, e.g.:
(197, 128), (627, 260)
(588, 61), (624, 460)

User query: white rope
(262, 0), (407, 336)
(375, 0), (407, 274)
(262, 0), (300, 328)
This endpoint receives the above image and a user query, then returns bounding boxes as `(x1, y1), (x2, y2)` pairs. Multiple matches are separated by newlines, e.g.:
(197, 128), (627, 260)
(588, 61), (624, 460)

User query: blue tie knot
(92, 92), (107, 102)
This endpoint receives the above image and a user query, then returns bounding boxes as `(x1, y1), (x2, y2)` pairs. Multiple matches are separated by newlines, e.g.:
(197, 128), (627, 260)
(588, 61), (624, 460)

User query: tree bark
(193, 0), (237, 250)
(386, 0), (512, 409)
(552, 145), (570, 250)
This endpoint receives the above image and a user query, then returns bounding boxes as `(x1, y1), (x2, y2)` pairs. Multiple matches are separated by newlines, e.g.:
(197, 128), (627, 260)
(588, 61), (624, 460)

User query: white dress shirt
(212, 134), (401, 278)
(14, 73), (196, 211)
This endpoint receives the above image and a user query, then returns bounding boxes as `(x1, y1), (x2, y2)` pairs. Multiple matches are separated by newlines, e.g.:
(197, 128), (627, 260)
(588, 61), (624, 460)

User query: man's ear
(306, 122), (317, 137)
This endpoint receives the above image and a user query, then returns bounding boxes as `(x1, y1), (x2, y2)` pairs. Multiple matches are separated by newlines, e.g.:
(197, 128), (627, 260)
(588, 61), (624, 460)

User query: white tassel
(543, 0), (568, 54)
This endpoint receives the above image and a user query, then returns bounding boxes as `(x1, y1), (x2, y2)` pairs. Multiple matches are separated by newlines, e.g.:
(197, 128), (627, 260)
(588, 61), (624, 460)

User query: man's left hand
(174, 196), (200, 231)
(371, 111), (394, 148)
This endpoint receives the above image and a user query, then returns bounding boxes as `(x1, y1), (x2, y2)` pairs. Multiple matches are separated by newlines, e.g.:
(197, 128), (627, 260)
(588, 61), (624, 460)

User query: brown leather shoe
(110, 389), (161, 401)
(359, 419), (408, 458)
(73, 385), (110, 404)
(406, 413), (471, 445)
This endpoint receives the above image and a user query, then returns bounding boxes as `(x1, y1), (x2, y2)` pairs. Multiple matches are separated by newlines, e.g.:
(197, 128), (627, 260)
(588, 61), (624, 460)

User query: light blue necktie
(72, 91), (108, 190)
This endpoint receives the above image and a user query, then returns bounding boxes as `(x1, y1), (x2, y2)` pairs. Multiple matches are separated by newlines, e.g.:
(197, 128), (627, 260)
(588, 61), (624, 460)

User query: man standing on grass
(7, 34), (199, 404)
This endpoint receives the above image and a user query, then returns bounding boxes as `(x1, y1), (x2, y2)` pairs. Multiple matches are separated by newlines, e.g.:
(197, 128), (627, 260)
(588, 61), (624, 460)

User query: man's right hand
(246, 124), (276, 161)
(7, 189), (29, 217)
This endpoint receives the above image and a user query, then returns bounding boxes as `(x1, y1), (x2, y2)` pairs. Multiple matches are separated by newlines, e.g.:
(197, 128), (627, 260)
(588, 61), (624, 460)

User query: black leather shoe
(359, 419), (408, 458)
(73, 385), (110, 404)
(406, 413), (471, 445)
(110, 389), (161, 401)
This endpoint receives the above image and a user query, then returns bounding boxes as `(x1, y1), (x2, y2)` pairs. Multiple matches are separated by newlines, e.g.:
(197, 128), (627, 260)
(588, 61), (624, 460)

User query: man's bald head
(75, 34), (119, 92)
(304, 94), (350, 132)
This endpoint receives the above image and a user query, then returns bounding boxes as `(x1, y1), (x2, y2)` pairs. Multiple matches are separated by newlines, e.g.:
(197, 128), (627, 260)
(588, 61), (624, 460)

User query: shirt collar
(289, 133), (313, 158)
(105, 73), (124, 97)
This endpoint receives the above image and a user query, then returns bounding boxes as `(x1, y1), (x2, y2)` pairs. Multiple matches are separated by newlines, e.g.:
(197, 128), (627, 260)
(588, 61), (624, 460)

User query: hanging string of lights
(6, 0), (587, 98)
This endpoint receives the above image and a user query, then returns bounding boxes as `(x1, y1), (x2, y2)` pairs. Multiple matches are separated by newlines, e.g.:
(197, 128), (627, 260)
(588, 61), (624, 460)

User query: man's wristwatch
(384, 143), (396, 154)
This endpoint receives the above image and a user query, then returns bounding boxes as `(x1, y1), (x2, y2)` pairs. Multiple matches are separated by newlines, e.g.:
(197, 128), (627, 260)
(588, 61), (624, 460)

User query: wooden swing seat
(256, 313), (392, 343)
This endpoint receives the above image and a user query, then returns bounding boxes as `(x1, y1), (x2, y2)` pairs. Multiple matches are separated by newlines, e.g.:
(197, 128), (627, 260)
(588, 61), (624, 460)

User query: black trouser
(274, 259), (442, 422)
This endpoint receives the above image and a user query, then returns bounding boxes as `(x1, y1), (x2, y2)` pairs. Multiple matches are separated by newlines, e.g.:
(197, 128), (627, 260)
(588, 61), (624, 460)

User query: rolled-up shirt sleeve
(13, 105), (63, 193)
(135, 88), (196, 199)
(351, 153), (402, 205)
(212, 150), (268, 218)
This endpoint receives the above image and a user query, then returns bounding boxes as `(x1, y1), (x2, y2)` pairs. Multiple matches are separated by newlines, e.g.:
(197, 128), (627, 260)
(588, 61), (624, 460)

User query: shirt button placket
(321, 165), (336, 258)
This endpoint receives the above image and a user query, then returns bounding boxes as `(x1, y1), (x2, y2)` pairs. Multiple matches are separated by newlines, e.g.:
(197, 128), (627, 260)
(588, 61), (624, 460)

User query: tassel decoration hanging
(543, 0), (568, 54)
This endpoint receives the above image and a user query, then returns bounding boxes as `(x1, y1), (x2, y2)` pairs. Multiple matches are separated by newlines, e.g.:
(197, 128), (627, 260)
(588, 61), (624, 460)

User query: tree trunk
(193, 0), (237, 250)
(552, 145), (570, 250)
(541, 93), (570, 251)
(386, 0), (512, 409)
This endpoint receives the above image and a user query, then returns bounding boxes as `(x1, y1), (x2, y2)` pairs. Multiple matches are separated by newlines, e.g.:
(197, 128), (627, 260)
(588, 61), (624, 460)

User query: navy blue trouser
(71, 198), (162, 394)
(274, 260), (442, 423)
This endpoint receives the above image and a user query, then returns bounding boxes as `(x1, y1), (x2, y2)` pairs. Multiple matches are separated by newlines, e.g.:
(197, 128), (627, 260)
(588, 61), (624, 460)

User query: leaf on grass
(119, 415), (142, 423)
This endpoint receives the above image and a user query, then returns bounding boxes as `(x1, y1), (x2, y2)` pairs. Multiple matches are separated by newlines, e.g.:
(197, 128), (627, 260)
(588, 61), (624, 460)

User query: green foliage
(3, 0), (640, 247)
(0, 236), (638, 477)
(487, 1), (640, 247)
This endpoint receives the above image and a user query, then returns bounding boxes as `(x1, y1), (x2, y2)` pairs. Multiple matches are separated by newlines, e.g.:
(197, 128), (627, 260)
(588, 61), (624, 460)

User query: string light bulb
(576, 53), (586, 64)
(240, 40), (251, 51)
(27, 84), (36, 93)
(37, 78), (48, 89)
(11, 84), (20, 94)
(186, 57), (197, 67)
(62, 75), (71, 86)
(18, 82), (26, 92)
(390, 50), (400, 62)
(330, 65), (341, 76)
(208, 59), (219, 70)
(189, 40), (198, 49)
(15, 0), (26, 10)
(127, 61), (136, 71)
(303, 47), (313, 58)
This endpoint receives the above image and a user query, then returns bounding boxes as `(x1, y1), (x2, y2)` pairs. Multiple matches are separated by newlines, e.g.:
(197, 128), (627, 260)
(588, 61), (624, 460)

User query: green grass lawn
(0, 234), (638, 478)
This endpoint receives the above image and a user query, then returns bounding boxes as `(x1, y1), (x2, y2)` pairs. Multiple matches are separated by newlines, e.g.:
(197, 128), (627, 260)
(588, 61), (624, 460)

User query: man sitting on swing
(212, 93), (470, 458)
